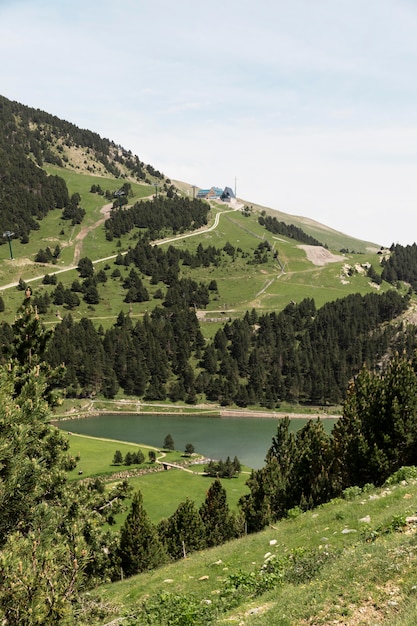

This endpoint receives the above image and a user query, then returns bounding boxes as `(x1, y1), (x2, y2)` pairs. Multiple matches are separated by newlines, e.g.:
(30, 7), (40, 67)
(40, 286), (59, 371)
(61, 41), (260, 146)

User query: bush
(342, 486), (363, 500)
(130, 591), (216, 626)
(385, 466), (417, 485)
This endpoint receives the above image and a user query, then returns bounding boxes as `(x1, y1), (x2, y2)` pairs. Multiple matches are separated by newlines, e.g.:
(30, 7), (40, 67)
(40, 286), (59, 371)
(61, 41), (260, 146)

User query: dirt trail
(0, 198), (241, 291)
(72, 202), (113, 266)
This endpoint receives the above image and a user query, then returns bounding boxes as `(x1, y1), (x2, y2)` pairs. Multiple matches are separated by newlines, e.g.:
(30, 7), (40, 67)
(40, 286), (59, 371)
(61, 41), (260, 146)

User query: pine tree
(333, 354), (417, 488)
(158, 499), (206, 560)
(163, 433), (175, 451)
(185, 443), (195, 456)
(119, 491), (166, 576)
(113, 450), (123, 465)
(199, 479), (236, 547)
(240, 417), (297, 530)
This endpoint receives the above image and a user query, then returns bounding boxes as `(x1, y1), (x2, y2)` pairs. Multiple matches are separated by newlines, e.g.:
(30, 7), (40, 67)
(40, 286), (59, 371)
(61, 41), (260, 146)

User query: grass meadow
(93, 475), (417, 625)
(65, 432), (251, 527)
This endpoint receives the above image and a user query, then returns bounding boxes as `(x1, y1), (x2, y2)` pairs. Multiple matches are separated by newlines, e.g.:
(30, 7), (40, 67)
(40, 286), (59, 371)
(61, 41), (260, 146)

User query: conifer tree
(119, 490), (166, 576)
(184, 443), (195, 456)
(0, 305), (129, 623)
(163, 433), (175, 450)
(113, 450), (123, 465)
(333, 354), (417, 487)
(158, 498), (206, 560)
(199, 479), (236, 547)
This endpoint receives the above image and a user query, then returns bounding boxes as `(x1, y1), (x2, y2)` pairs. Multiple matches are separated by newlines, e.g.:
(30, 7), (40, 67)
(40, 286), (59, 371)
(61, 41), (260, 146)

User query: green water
(58, 413), (337, 469)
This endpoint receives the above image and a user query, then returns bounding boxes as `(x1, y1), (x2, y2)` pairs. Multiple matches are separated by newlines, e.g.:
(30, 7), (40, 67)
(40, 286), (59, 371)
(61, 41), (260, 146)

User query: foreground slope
(89, 470), (417, 625)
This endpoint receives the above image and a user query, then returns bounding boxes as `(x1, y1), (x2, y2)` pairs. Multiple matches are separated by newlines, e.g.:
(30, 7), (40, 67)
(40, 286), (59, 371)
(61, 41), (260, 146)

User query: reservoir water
(58, 413), (337, 469)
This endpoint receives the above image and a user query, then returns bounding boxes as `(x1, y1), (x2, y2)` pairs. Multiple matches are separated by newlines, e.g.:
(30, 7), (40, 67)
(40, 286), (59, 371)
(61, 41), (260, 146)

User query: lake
(58, 413), (337, 469)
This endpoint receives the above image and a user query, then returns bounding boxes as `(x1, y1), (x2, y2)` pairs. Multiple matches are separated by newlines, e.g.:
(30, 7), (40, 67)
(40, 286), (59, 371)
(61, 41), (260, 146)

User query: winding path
(0, 200), (242, 292)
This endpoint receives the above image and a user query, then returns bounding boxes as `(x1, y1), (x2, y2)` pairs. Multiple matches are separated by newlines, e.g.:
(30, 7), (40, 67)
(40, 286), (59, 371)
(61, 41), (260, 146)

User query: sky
(1, 0), (417, 247)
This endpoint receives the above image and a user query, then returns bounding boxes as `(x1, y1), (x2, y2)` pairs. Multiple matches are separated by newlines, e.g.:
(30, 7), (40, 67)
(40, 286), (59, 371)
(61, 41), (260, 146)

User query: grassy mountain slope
(3, 97), (417, 626)
(0, 162), (395, 329)
(88, 471), (417, 625)
(0, 94), (391, 329)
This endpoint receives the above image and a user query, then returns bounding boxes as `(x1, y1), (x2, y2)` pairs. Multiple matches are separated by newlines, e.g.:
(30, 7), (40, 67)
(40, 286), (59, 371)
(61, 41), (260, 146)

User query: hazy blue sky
(1, 0), (417, 246)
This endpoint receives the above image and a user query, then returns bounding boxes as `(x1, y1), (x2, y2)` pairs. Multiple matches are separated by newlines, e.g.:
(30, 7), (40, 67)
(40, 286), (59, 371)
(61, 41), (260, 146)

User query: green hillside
(0, 163), (392, 326)
(90, 469), (417, 625)
(0, 94), (415, 412)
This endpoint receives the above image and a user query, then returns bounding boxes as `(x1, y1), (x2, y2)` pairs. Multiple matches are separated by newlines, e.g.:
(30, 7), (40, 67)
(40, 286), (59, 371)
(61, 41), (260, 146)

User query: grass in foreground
(88, 475), (417, 625)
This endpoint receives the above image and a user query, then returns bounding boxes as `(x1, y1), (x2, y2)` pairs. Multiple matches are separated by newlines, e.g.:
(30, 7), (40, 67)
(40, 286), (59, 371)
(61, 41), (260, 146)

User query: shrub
(385, 466), (417, 485)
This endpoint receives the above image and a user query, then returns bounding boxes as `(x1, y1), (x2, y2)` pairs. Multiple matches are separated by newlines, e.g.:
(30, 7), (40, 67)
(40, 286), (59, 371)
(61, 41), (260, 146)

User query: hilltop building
(197, 186), (236, 202)
(220, 186), (235, 202)
(196, 187), (223, 200)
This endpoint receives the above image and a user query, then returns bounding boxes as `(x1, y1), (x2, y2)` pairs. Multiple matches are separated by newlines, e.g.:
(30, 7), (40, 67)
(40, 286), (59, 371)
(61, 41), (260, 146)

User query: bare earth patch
(298, 245), (345, 266)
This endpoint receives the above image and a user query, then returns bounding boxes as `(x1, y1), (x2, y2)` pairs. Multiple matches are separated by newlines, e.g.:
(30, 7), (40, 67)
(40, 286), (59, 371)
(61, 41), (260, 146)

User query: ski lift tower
(113, 189), (125, 209)
(3, 231), (14, 259)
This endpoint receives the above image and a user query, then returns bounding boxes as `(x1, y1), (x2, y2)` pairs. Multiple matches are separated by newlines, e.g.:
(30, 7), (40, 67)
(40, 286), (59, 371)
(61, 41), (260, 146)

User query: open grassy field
(108, 469), (250, 528)
(65, 433), (250, 527)
(91, 473), (417, 625)
(65, 432), (159, 480)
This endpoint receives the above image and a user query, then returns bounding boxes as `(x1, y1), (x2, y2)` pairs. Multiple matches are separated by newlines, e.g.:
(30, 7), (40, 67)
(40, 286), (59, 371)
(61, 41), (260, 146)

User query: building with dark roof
(196, 186), (235, 201)
(220, 186), (235, 202)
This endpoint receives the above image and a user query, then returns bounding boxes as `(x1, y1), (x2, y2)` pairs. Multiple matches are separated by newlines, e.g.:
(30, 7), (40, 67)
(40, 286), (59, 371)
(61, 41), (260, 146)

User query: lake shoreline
(56, 411), (339, 470)
(52, 402), (340, 422)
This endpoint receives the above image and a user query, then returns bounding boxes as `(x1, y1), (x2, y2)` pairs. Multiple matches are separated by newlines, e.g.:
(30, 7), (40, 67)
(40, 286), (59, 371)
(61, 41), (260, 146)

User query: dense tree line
(258, 214), (324, 246)
(119, 239), (222, 284)
(104, 196), (210, 239)
(118, 237), (267, 283)
(0, 290), (411, 407)
(197, 290), (409, 407)
(241, 351), (417, 531)
(205, 456), (242, 479)
(381, 243), (417, 290)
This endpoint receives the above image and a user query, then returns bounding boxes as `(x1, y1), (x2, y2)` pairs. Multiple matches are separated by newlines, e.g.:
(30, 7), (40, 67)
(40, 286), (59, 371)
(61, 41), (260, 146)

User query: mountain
(0, 94), (416, 409)
(0, 93), (374, 251)
(0, 94), (168, 241)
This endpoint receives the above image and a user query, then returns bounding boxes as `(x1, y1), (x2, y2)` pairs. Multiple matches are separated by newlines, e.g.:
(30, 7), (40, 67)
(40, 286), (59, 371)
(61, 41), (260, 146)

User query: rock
(341, 528), (357, 534)
(359, 515), (371, 523)
(163, 579), (174, 583)
(199, 575), (209, 581)
(269, 539), (277, 546)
